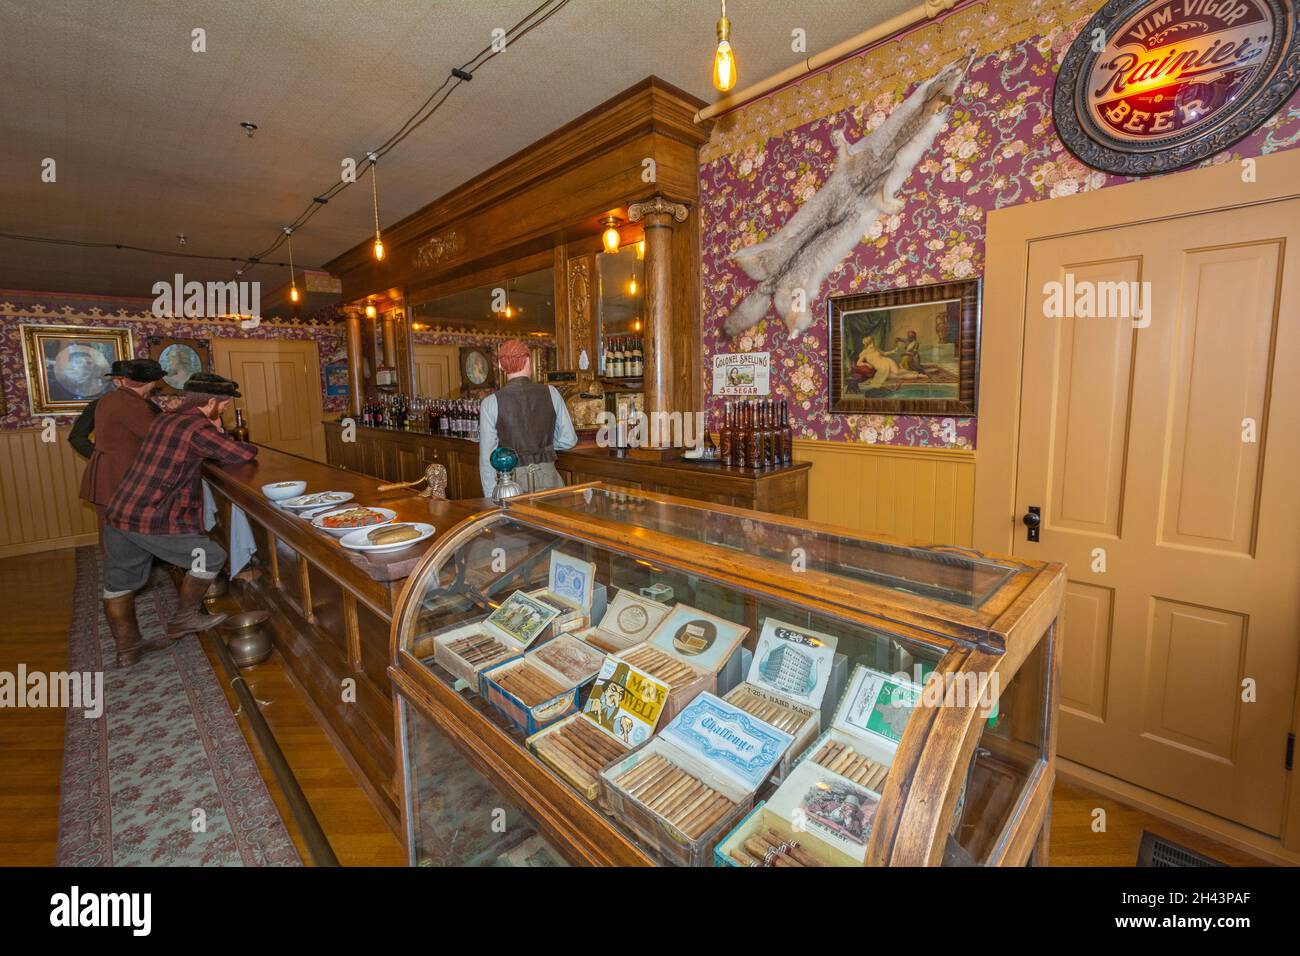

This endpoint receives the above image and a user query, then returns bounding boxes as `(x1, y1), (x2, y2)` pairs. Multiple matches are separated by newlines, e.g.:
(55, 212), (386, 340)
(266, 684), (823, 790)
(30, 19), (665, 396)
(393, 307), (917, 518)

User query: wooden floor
(0, 547), (1272, 867)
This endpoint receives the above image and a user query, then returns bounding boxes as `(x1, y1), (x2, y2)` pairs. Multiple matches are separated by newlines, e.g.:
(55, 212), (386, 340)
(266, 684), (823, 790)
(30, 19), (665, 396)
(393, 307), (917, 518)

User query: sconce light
(601, 216), (622, 254)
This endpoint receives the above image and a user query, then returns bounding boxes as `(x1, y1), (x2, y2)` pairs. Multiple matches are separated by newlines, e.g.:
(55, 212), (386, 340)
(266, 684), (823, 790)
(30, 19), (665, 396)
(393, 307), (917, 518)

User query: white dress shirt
(478, 380), (578, 495)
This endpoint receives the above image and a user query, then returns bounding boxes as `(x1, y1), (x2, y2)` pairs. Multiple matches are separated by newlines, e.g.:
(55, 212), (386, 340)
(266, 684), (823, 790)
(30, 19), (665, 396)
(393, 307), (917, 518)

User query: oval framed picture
(1054, 0), (1300, 175)
(460, 346), (492, 387)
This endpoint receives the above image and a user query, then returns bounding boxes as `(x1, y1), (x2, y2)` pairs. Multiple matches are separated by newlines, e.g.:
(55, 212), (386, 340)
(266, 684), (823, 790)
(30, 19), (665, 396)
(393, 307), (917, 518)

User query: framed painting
(459, 346), (495, 391)
(828, 279), (979, 416)
(21, 324), (135, 415)
(146, 336), (211, 393)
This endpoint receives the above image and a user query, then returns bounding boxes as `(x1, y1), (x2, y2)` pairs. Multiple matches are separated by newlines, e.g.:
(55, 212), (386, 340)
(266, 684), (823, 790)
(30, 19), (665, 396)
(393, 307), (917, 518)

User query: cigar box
(431, 590), (561, 690)
(714, 801), (850, 868)
(599, 692), (791, 867)
(796, 663), (923, 771)
(481, 630), (607, 736)
(573, 588), (671, 655)
(527, 658), (670, 800)
(722, 617), (839, 783)
(765, 754), (882, 864)
(524, 551), (602, 638)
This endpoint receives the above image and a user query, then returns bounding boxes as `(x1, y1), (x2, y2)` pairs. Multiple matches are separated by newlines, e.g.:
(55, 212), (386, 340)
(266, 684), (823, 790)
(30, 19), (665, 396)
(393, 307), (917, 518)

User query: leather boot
(103, 593), (143, 667)
(165, 573), (229, 639)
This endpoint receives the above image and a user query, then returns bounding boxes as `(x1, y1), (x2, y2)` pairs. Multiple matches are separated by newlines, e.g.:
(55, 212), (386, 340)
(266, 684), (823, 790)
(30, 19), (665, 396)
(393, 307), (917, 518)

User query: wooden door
(1014, 200), (1300, 835)
(412, 344), (460, 398)
(213, 338), (325, 462)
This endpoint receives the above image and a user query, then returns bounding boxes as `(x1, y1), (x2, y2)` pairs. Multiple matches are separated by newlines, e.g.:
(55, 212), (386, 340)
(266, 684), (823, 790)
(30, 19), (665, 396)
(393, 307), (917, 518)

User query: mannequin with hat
(100, 372), (257, 667)
(477, 339), (577, 496)
(73, 358), (167, 527)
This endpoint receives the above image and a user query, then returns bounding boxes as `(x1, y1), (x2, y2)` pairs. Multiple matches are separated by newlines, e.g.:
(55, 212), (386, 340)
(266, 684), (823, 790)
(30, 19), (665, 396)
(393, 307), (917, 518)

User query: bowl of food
(310, 506), (396, 537)
(262, 480), (307, 501)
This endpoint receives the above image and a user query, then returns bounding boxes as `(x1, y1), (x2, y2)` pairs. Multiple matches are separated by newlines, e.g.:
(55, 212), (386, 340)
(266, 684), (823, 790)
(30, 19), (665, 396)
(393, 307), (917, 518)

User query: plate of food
(280, 490), (354, 510)
(339, 522), (436, 553)
(310, 506), (396, 537)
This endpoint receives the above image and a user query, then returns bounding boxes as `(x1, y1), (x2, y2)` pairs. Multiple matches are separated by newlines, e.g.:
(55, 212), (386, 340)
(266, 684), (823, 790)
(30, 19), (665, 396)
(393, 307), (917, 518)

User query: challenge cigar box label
(583, 658), (668, 746)
(747, 618), (838, 709)
(838, 666), (920, 747)
(663, 693), (791, 792)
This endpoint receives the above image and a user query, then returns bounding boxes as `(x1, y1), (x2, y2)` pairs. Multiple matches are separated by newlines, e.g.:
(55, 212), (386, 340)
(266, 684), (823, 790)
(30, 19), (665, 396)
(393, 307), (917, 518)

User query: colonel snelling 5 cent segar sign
(1054, 0), (1300, 174)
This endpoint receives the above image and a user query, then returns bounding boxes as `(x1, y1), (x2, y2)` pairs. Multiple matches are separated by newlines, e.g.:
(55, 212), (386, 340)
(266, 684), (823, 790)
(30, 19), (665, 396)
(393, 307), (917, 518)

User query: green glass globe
(490, 446), (519, 472)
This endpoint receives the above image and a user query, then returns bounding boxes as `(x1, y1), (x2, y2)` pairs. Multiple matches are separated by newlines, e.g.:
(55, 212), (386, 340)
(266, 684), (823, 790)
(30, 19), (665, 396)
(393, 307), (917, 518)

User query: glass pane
(399, 513), (949, 866)
(409, 266), (555, 336)
(526, 486), (1021, 608)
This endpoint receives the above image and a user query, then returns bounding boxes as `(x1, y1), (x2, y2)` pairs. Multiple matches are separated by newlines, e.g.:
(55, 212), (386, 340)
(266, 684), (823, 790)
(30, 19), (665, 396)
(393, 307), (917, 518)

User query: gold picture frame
(21, 324), (135, 416)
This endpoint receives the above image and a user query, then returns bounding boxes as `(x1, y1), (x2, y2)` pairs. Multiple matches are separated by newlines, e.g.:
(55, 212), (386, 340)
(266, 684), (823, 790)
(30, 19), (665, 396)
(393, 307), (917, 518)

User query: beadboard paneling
(792, 439), (976, 547)
(0, 427), (97, 557)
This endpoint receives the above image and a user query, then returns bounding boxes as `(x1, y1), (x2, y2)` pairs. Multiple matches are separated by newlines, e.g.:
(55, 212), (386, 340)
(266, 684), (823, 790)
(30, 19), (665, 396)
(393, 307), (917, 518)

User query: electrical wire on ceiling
(0, 0), (574, 284)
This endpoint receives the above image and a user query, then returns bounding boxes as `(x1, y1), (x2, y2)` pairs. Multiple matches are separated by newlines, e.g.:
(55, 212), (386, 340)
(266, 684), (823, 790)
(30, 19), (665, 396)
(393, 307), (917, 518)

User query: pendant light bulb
(365, 303), (377, 319)
(369, 154), (384, 262)
(636, 238), (646, 260)
(628, 272), (638, 296)
(285, 227), (300, 305)
(601, 216), (621, 254)
(373, 237), (385, 261)
(713, 1), (736, 93)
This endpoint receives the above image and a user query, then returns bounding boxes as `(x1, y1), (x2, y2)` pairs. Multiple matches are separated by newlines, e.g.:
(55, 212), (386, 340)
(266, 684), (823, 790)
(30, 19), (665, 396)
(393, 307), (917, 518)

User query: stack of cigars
(491, 662), (569, 706)
(533, 717), (625, 792)
(727, 829), (826, 867)
(618, 645), (696, 685)
(612, 754), (735, 838)
(726, 686), (807, 734)
(813, 740), (889, 791)
(445, 633), (514, 671)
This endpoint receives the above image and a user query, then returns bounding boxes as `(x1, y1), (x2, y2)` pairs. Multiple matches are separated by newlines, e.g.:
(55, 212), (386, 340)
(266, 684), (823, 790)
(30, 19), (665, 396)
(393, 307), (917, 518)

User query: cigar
(537, 740), (595, 790)
(729, 848), (761, 867)
(625, 761), (675, 798)
(668, 786), (716, 827)
(747, 836), (799, 866)
(649, 776), (699, 814)
(615, 754), (665, 790)
(764, 829), (825, 867)
(639, 767), (686, 806)
(557, 727), (608, 766)
(866, 763), (889, 790)
(816, 741), (842, 766)
(570, 718), (624, 758)
(683, 794), (733, 837)
(828, 747), (857, 776)
(547, 733), (598, 774)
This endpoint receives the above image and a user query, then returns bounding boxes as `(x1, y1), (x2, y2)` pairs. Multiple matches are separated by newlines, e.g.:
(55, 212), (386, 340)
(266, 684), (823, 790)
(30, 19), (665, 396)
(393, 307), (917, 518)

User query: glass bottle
(719, 400), (733, 465)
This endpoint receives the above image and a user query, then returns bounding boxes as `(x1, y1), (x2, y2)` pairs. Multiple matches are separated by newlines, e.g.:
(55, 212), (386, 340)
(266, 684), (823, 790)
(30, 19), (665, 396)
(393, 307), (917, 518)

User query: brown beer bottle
(746, 399), (763, 469)
(230, 407), (250, 442)
(781, 399), (793, 464)
(735, 400), (748, 468)
(719, 401), (733, 464)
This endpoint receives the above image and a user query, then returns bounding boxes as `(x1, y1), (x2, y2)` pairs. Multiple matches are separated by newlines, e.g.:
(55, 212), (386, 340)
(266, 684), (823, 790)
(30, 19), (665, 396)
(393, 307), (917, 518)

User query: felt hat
(105, 358), (166, 382)
(182, 372), (242, 398)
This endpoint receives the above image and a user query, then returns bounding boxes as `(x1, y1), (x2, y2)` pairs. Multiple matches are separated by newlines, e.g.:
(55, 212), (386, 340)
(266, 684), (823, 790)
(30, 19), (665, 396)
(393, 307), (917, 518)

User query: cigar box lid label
(597, 589), (672, 644)
(768, 758), (877, 862)
(581, 657), (669, 746)
(549, 551), (596, 611)
(646, 604), (748, 674)
(485, 590), (561, 650)
(662, 693), (792, 793)
(834, 665), (922, 748)
(746, 618), (839, 709)
(530, 633), (604, 685)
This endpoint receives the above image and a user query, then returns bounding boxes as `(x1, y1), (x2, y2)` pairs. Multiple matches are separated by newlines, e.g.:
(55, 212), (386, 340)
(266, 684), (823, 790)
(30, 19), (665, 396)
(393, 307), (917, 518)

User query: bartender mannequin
(478, 339), (577, 496)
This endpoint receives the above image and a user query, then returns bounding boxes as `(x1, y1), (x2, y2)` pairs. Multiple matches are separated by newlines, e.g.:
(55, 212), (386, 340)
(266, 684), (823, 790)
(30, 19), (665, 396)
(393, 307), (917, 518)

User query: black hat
(105, 358), (165, 382)
(182, 372), (242, 398)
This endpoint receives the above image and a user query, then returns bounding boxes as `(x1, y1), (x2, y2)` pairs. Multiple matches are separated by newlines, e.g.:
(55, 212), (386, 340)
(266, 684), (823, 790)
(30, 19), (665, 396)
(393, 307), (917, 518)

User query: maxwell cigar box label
(837, 666), (921, 747)
(662, 693), (791, 793)
(582, 657), (669, 747)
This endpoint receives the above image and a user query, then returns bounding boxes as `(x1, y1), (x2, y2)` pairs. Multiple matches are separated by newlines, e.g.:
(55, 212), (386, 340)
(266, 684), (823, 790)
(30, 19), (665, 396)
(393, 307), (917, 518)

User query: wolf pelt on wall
(726, 54), (973, 338)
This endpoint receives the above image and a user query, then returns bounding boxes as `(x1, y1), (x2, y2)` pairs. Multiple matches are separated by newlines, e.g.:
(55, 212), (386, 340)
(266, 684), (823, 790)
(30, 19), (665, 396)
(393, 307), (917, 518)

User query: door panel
(213, 339), (325, 462)
(413, 344), (461, 399)
(1015, 200), (1300, 835)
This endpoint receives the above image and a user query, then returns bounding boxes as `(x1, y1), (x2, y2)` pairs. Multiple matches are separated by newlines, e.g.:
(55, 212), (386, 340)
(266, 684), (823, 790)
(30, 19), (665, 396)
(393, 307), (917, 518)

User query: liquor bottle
(470, 401), (480, 442)
(734, 400), (749, 469)
(614, 407), (628, 458)
(630, 337), (643, 377)
(756, 399), (769, 468)
(603, 339), (614, 378)
(230, 407), (250, 442)
(764, 399), (777, 467)
(616, 339), (627, 378)
(780, 399), (793, 464)
(719, 400), (733, 465)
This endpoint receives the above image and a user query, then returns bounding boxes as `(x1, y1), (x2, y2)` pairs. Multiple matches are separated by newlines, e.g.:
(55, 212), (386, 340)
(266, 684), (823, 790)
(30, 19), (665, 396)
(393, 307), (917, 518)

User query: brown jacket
(78, 387), (158, 507)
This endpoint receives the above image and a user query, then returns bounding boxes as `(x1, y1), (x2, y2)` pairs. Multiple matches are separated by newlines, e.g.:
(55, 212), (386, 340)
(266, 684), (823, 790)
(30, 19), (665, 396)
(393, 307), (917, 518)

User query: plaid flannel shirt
(106, 407), (257, 535)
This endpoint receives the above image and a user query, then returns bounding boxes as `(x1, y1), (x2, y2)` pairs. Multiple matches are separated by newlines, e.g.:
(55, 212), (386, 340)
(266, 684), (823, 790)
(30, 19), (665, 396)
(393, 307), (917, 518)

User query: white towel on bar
(202, 481), (257, 578)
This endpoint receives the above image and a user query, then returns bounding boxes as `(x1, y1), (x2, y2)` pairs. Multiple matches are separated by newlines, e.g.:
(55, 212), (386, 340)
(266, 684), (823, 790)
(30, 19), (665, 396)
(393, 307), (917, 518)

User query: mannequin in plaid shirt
(101, 372), (256, 667)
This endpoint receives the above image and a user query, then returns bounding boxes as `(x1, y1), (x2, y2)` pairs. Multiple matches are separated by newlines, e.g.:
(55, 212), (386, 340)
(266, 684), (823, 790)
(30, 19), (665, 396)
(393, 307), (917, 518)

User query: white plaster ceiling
(0, 0), (919, 298)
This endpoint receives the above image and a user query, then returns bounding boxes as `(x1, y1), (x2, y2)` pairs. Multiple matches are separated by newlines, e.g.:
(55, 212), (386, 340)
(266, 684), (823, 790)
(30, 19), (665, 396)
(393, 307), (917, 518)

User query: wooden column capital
(628, 196), (688, 224)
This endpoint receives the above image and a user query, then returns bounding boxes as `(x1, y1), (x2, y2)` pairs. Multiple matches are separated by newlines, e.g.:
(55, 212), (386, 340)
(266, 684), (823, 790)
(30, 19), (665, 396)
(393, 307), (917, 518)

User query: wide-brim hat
(182, 372), (242, 398)
(105, 358), (166, 382)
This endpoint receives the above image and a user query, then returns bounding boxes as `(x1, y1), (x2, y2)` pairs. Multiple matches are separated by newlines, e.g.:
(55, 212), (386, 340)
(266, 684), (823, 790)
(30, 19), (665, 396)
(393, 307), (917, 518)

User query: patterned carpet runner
(57, 547), (301, 866)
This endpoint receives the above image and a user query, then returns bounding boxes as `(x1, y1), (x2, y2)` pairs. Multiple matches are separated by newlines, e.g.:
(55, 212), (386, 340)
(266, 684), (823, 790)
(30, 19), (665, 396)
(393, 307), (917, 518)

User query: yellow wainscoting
(792, 439), (976, 547)
(0, 427), (98, 558)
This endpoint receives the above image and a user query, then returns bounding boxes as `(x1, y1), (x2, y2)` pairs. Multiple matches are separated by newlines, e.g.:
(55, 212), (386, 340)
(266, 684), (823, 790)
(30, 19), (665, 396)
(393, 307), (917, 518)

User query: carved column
(565, 252), (597, 374)
(628, 195), (688, 421)
(344, 309), (365, 418)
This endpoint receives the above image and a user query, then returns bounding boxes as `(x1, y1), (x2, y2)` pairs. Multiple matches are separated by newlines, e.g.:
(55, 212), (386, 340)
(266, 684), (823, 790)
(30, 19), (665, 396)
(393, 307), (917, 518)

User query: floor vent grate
(1136, 830), (1226, 867)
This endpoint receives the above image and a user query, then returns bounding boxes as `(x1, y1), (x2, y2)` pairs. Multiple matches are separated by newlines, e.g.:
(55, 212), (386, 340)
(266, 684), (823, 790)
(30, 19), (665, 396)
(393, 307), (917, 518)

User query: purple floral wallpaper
(700, 8), (1300, 450)
(0, 294), (347, 429)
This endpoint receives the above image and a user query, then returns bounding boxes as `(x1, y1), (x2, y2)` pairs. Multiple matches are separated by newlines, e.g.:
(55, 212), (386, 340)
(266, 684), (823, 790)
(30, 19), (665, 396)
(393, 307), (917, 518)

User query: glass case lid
(518, 485), (1021, 610)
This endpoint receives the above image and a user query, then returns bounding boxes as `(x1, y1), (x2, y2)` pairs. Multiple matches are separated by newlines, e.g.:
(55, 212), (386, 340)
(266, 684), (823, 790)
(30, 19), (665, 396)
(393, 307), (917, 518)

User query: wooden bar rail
(322, 420), (811, 517)
(202, 445), (490, 832)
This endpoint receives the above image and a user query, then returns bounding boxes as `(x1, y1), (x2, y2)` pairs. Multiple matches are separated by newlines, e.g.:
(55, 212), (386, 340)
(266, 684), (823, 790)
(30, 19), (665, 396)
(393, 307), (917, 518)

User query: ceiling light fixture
(240, 121), (258, 138)
(636, 238), (645, 260)
(369, 153), (385, 261)
(628, 270), (638, 296)
(365, 303), (377, 319)
(284, 227), (300, 303)
(601, 216), (621, 254)
(712, 0), (736, 93)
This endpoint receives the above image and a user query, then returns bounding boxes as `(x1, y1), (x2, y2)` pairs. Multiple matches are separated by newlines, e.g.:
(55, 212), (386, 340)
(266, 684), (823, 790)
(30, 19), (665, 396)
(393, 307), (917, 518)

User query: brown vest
(495, 377), (557, 466)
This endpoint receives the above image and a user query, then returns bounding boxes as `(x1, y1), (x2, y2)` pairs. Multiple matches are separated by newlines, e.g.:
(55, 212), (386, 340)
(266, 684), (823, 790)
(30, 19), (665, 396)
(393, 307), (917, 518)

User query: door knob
(1023, 506), (1041, 542)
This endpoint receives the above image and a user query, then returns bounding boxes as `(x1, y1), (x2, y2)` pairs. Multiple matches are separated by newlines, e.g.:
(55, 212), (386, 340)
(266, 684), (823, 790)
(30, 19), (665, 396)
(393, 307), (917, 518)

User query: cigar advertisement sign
(712, 351), (770, 396)
(1054, 0), (1300, 174)
(583, 659), (668, 746)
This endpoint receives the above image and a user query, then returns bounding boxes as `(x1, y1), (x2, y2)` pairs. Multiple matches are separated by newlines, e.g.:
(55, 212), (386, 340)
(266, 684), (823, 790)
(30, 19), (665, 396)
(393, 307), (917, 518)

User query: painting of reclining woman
(828, 279), (979, 416)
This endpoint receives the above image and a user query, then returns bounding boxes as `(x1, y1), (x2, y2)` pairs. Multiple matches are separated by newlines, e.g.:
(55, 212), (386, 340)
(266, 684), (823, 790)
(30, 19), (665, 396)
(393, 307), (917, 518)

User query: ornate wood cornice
(628, 196), (689, 223)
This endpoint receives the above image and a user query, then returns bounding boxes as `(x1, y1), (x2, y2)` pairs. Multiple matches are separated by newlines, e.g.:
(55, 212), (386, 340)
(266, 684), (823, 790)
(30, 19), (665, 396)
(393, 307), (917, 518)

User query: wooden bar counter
(323, 420), (810, 516)
(202, 445), (491, 832)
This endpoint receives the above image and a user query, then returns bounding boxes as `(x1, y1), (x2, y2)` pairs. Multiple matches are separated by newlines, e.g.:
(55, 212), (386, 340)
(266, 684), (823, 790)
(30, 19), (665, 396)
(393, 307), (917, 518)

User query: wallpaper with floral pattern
(700, 0), (1300, 449)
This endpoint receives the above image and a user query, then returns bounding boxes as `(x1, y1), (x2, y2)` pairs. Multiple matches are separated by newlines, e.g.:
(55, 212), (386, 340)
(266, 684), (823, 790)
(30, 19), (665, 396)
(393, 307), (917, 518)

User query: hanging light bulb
(713, 0), (736, 93)
(365, 303), (377, 319)
(636, 238), (645, 260)
(601, 216), (621, 254)
(369, 153), (385, 261)
(628, 271), (638, 296)
(285, 227), (300, 303)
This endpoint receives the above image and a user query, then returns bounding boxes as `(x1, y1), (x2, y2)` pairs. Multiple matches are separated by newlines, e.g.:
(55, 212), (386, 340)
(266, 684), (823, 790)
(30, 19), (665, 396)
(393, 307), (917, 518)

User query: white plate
(310, 506), (396, 537)
(280, 491), (354, 510)
(339, 522), (436, 553)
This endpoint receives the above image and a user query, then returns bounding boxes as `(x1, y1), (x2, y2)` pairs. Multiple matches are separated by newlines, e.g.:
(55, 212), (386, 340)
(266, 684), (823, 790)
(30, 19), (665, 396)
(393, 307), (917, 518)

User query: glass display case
(389, 483), (1065, 866)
